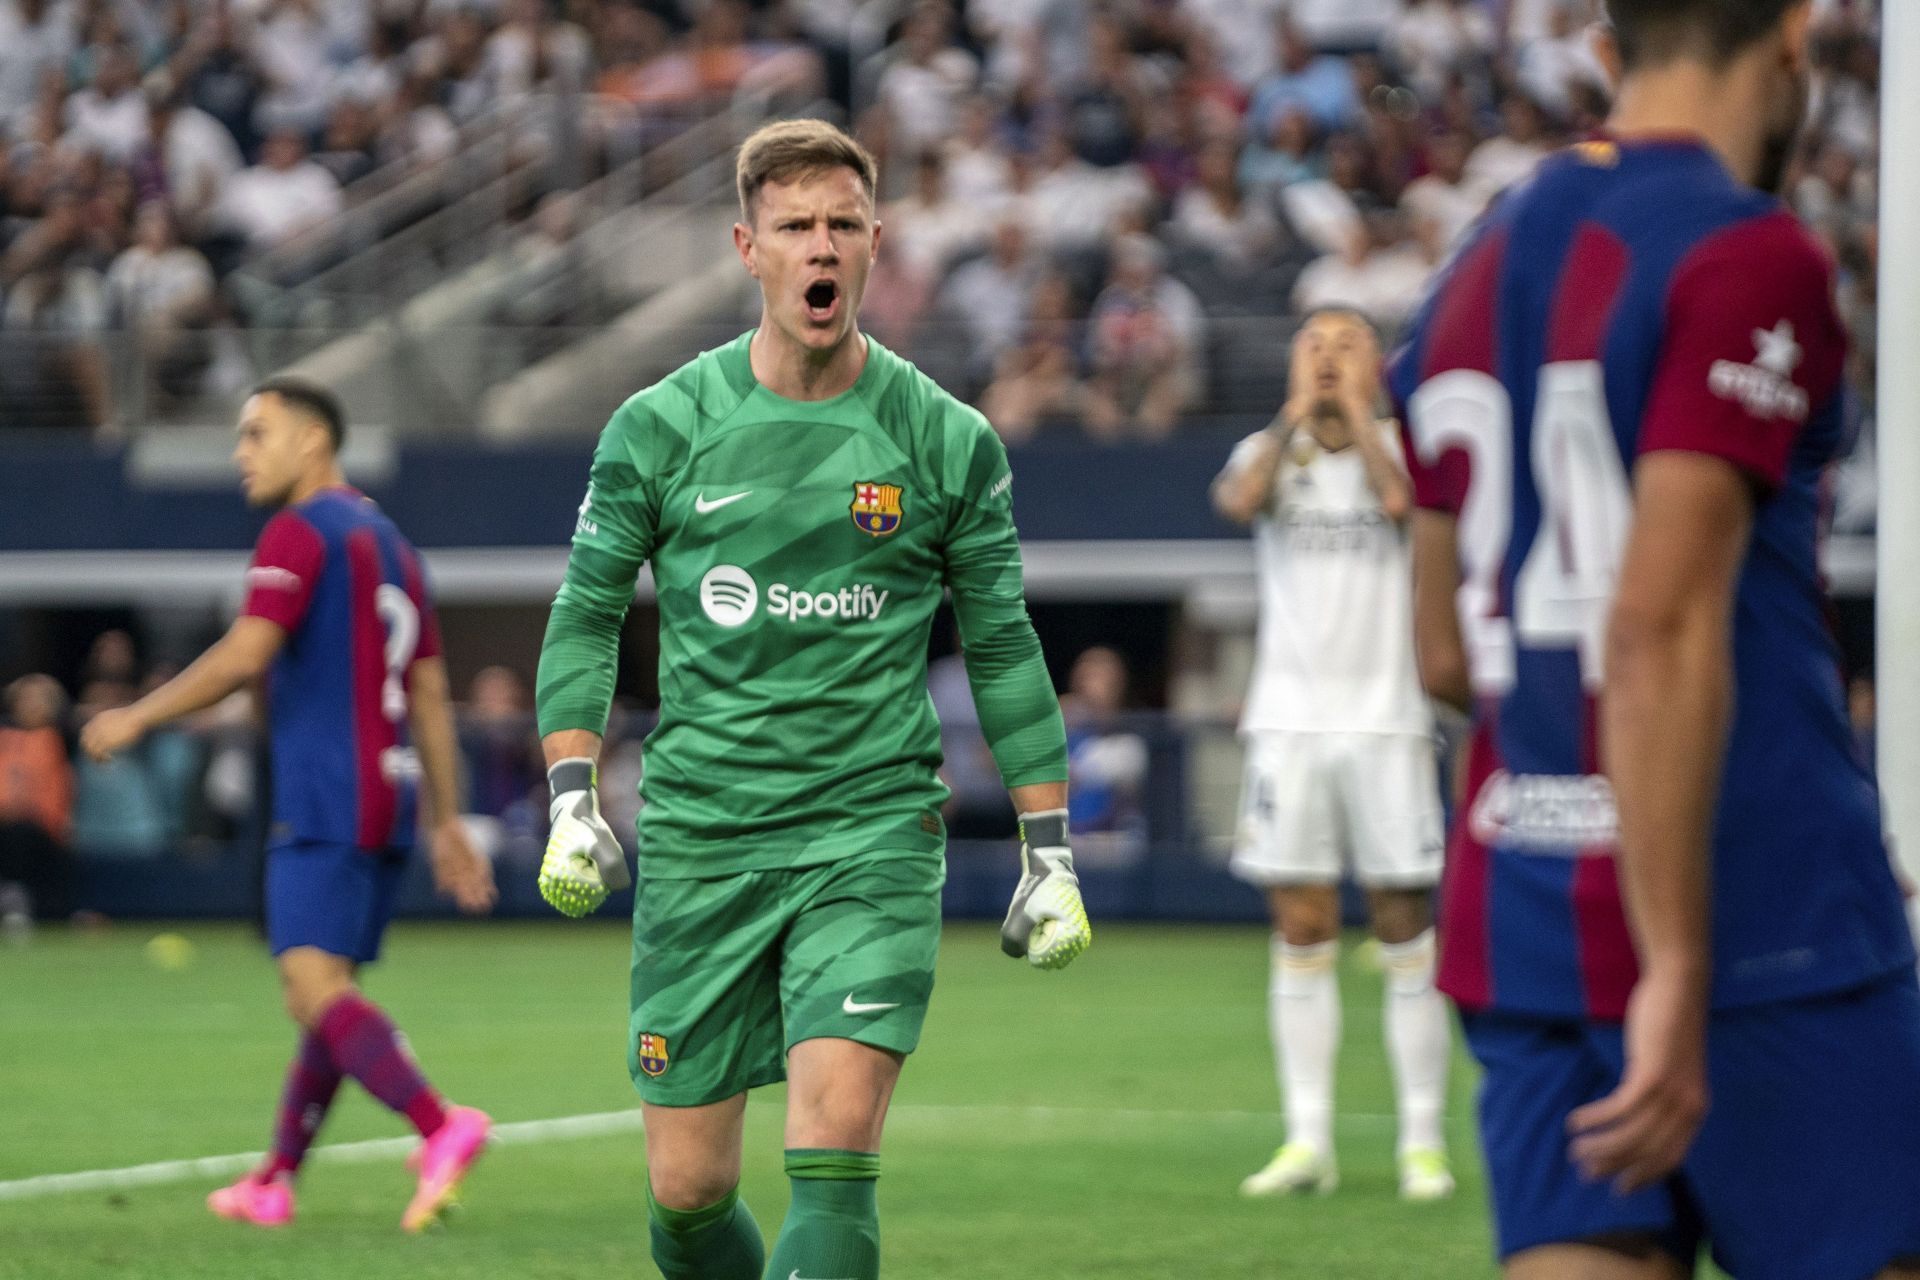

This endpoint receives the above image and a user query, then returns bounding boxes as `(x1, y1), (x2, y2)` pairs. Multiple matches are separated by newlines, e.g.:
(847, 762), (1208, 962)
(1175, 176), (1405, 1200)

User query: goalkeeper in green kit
(533, 118), (1090, 1280)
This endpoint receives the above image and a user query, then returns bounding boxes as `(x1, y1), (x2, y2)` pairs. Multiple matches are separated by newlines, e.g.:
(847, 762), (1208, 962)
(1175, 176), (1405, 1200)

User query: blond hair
(735, 118), (878, 223)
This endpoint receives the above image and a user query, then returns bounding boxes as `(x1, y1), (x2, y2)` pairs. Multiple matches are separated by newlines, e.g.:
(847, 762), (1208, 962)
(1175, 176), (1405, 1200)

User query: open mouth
(803, 279), (839, 323)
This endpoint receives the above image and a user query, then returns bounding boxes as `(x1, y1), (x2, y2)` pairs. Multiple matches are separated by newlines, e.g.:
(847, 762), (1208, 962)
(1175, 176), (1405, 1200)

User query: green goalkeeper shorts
(626, 846), (946, 1106)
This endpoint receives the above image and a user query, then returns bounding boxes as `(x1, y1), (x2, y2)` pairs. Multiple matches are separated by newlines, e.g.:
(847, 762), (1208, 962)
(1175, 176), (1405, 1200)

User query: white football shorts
(1230, 731), (1444, 889)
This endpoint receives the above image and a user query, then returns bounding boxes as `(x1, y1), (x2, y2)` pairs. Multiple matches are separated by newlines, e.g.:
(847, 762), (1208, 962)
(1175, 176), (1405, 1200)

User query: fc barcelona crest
(637, 1032), (670, 1077)
(851, 482), (904, 537)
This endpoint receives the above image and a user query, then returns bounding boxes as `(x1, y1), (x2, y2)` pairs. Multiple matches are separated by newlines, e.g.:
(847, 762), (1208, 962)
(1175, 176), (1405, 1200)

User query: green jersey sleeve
(536, 400), (667, 738)
(940, 415), (1068, 790)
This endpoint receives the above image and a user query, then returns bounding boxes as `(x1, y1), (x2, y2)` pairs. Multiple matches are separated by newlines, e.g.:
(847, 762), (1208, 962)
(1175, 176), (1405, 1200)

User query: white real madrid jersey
(1238, 423), (1433, 737)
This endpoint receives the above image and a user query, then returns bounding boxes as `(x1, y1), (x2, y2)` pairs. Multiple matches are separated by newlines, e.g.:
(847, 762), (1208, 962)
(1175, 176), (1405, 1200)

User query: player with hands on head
(533, 118), (1083, 1280)
(82, 376), (496, 1234)
(1392, 1), (1920, 1275)
(1213, 308), (1454, 1204)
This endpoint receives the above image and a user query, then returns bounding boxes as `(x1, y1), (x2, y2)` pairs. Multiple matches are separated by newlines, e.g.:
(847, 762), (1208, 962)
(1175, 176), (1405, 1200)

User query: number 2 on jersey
(1408, 360), (1633, 695)
(374, 583), (420, 722)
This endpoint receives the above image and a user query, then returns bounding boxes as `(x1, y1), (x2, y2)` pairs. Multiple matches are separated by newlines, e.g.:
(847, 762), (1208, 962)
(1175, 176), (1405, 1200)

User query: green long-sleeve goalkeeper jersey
(536, 332), (1067, 877)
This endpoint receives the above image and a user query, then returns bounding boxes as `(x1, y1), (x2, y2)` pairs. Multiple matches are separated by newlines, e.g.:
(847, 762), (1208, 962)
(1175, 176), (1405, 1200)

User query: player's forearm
(1351, 421), (1412, 521)
(406, 657), (463, 829)
(1411, 512), (1472, 713)
(127, 622), (277, 732)
(1602, 596), (1729, 978)
(542, 729), (602, 770)
(1009, 780), (1067, 815)
(1210, 431), (1284, 526)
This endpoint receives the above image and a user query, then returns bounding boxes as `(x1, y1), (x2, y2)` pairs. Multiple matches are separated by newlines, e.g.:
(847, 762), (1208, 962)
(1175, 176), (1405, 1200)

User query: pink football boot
(401, 1105), (491, 1232)
(207, 1171), (294, 1227)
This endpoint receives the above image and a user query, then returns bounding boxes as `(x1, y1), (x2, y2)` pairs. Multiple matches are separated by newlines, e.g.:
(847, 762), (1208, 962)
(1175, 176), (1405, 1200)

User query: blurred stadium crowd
(0, 633), (1160, 929)
(0, 0), (1884, 454)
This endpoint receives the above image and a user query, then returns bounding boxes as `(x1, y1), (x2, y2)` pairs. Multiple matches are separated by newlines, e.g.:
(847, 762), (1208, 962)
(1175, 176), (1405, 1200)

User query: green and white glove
(539, 758), (631, 918)
(1000, 809), (1092, 970)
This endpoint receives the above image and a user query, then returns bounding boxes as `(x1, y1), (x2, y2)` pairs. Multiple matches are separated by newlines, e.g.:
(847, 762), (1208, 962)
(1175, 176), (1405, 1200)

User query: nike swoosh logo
(694, 491), (751, 514)
(842, 995), (901, 1015)
(790, 1271), (856, 1280)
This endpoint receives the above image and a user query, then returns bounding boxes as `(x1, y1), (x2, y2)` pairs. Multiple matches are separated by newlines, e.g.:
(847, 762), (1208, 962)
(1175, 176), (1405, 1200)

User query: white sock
(1271, 937), (1340, 1156)
(1379, 929), (1449, 1156)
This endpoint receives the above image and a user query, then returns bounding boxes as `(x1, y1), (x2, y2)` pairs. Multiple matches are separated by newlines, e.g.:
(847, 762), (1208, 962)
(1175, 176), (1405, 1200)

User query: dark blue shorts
(265, 839), (408, 964)
(1466, 972), (1920, 1280)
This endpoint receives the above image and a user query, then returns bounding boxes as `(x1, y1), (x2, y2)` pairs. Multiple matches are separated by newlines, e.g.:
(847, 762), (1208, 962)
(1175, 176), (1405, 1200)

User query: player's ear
(1589, 21), (1622, 91)
(733, 220), (758, 278)
(1779, 0), (1814, 75)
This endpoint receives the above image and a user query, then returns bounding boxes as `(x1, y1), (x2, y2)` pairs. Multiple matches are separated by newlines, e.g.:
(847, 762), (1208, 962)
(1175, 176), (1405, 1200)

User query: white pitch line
(0, 1103), (1391, 1205)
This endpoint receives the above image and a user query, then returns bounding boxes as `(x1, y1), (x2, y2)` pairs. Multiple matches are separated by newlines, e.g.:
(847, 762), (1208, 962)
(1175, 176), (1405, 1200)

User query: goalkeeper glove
(539, 757), (631, 918)
(1000, 808), (1092, 970)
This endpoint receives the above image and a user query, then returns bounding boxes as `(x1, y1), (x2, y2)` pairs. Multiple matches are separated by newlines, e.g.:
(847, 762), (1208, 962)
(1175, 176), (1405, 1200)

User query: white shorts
(1229, 731), (1444, 889)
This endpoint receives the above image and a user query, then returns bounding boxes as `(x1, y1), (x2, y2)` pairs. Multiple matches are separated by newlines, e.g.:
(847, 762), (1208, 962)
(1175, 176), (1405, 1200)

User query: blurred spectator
(1060, 14), (1149, 169)
(1276, 129), (1370, 255)
(459, 665), (542, 823)
(174, 2), (265, 160)
(486, 0), (593, 101)
(378, 67), (460, 166)
(1171, 133), (1282, 268)
(1084, 233), (1205, 439)
(942, 92), (1013, 208)
(1137, 94), (1203, 203)
(980, 271), (1088, 442)
(1399, 126), (1483, 254)
(1061, 646), (1147, 841)
(63, 40), (147, 162)
(336, 13), (408, 107)
(132, 79), (244, 242)
(107, 201), (215, 405)
(881, 149), (988, 284)
(215, 126), (342, 251)
(937, 213), (1039, 381)
(1181, 0), (1278, 89)
(253, 0), (337, 134)
(0, 0), (76, 136)
(1247, 16), (1359, 137)
(1515, 1), (1610, 121)
(866, 150), (984, 348)
(1293, 199), (1432, 329)
(870, 1), (977, 159)
(1239, 105), (1324, 192)
(311, 97), (380, 187)
(80, 629), (140, 705)
(1389, 0), (1495, 103)
(1178, 28), (1251, 133)
(1794, 140), (1874, 252)
(0, 674), (75, 932)
(1465, 92), (1555, 201)
(1025, 123), (1152, 251)
(71, 668), (199, 859)
(0, 209), (113, 431)
(417, 7), (494, 123)
(1286, 0), (1398, 54)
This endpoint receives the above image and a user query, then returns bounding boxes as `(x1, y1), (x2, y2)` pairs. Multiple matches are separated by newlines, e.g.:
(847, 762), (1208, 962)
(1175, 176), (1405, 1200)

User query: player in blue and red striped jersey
(83, 376), (498, 1233)
(1389, 2), (1920, 1276)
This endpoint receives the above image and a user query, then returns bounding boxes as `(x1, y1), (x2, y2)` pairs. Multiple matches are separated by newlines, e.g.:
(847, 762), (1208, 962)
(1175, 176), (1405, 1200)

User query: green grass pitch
(1, 921), (1507, 1279)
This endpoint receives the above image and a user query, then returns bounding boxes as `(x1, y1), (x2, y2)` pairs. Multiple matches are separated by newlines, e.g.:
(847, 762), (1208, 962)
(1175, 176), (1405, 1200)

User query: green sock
(764, 1149), (881, 1280)
(648, 1184), (765, 1280)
